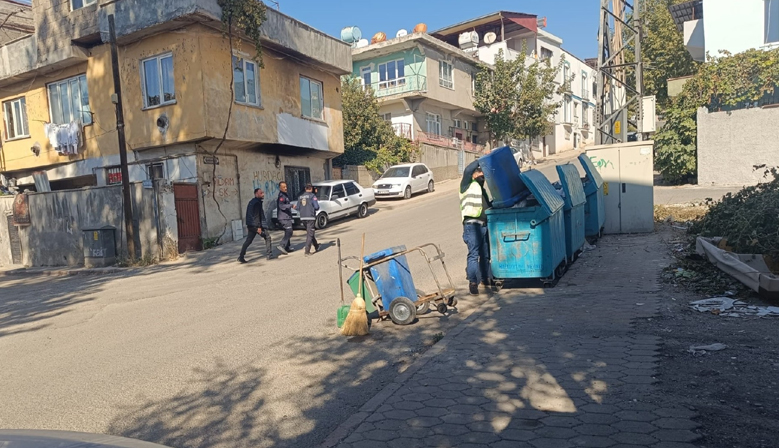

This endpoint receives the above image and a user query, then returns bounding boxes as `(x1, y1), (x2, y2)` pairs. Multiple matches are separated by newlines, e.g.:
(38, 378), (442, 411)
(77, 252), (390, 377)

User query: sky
(278, 0), (600, 60)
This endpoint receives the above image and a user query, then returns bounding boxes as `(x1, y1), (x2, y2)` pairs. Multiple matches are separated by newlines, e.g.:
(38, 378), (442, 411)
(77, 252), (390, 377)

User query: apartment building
(0, 0), (351, 249)
(431, 11), (597, 156)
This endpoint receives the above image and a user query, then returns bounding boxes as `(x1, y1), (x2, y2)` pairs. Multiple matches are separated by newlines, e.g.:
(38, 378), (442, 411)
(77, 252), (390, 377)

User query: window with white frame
(233, 55), (260, 106)
(426, 113), (441, 135)
(453, 119), (461, 128)
(378, 59), (405, 89)
(141, 53), (175, 108)
(582, 103), (590, 126)
(300, 76), (324, 120)
(582, 72), (588, 98)
(381, 113), (392, 122)
(540, 47), (553, 61)
(563, 95), (572, 124)
(439, 61), (454, 89)
(562, 62), (571, 91)
(47, 74), (92, 125)
(766, 0), (779, 44)
(71, 0), (96, 11)
(3, 97), (29, 141)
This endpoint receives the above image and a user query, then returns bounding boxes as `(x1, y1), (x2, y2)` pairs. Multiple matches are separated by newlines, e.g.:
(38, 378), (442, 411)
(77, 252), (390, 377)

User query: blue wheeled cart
(556, 164), (587, 263)
(340, 244), (457, 325)
(487, 170), (567, 288)
(578, 154), (606, 240)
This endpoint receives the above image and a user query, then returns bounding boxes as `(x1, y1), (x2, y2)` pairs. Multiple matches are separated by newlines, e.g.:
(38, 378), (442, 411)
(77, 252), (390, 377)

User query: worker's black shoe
(237, 257), (247, 264)
(277, 246), (288, 255)
(469, 282), (479, 295)
(314, 243), (321, 252)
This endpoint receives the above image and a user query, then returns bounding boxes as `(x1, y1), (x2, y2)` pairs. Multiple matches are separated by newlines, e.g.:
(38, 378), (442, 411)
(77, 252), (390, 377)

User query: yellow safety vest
(460, 181), (485, 221)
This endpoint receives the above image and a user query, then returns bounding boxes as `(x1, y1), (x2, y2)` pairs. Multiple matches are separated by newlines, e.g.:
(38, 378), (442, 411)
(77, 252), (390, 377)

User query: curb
(0, 267), (127, 277)
(318, 293), (499, 448)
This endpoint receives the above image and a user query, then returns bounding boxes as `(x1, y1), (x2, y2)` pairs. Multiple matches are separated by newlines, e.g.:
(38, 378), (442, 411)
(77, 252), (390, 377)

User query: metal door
(618, 143), (654, 233)
(174, 183), (202, 253)
(587, 146), (621, 235)
(6, 214), (22, 264)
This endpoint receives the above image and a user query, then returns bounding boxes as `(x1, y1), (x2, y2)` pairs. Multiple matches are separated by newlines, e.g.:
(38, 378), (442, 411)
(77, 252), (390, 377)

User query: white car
(271, 180), (376, 229)
(372, 163), (435, 200)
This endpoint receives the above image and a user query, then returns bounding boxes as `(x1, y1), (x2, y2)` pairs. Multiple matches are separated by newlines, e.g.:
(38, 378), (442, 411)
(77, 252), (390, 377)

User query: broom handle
(337, 238), (345, 305)
(358, 234), (365, 298)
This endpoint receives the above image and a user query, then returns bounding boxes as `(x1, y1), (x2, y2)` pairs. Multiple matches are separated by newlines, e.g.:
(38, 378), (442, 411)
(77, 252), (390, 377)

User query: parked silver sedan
(271, 180), (376, 229)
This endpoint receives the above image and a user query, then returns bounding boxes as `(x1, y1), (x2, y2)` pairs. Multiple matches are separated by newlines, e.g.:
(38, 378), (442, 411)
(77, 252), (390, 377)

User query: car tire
(427, 180), (434, 193)
(358, 203), (369, 218)
(316, 213), (329, 230)
(403, 186), (412, 200)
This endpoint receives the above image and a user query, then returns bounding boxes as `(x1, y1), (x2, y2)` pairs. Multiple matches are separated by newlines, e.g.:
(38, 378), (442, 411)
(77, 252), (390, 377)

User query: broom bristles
(341, 296), (369, 336)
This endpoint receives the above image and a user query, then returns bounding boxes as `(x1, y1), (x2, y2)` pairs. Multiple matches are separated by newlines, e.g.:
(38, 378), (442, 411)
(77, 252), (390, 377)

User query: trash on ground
(696, 237), (779, 299)
(690, 297), (779, 317)
(583, 243), (597, 252)
(689, 343), (728, 355)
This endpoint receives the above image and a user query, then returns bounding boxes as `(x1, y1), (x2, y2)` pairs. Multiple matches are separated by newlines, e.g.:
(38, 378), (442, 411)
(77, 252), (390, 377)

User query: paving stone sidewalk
(323, 233), (702, 448)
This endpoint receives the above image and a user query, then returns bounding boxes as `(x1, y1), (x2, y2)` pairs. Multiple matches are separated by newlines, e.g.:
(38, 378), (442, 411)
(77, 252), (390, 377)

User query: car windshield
(381, 167), (410, 178)
(315, 186), (331, 201)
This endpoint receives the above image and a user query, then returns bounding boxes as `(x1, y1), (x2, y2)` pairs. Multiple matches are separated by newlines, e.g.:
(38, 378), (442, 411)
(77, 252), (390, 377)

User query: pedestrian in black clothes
(238, 188), (273, 263)
(295, 183), (321, 256)
(276, 181), (295, 255)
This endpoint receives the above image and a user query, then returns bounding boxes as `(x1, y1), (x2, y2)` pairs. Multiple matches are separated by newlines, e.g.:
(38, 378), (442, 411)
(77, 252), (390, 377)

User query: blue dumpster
(364, 246), (418, 311)
(578, 154), (606, 238)
(556, 164), (587, 262)
(479, 146), (529, 208)
(486, 170), (566, 280)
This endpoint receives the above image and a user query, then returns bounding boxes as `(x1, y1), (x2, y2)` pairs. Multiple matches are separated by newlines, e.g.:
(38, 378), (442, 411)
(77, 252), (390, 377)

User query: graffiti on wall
(589, 156), (615, 170)
(252, 170), (283, 200)
(214, 176), (237, 199)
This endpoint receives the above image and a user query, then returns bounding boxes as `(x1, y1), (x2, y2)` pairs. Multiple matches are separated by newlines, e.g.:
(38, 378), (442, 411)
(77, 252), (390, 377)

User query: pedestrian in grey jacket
(295, 184), (320, 256)
(276, 181), (295, 255)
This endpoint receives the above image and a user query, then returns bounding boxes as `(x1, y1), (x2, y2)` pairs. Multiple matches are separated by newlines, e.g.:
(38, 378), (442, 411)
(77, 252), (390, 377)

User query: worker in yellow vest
(459, 161), (492, 295)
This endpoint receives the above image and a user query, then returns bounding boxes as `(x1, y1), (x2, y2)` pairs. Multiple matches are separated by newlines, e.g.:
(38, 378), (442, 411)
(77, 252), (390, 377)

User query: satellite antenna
(396, 29), (408, 38)
(484, 32), (497, 44)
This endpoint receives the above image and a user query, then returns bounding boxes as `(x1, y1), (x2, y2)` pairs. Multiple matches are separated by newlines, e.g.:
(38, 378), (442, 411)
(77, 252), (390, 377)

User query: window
(439, 61), (453, 89)
(453, 119), (461, 128)
(426, 113), (441, 135)
(767, 0), (779, 44)
(563, 96), (572, 123)
(471, 72), (476, 92)
(331, 184), (346, 199)
(412, 165), (424, 177)
(540, 47), (553, 61)
(300, 76), (324, 120)
(472, 121), (478, 132)
(141, 54), (175, 108)
(378, 59), (405, 89)
(361, 66), (372, 88)
(562, 62), (571, 91)
(471, 135), (478, 144)
(71, 0), (96, 10)
(47, 74), (92, 125)
(582, 103), (590, 126)
(344, 182), (360, 196)
(463, 121), (469, 131)
(233, 55), (260, 106)
(582, 72), (588, 98)
(147, 163), (164, 180)
(3, 97), (29, 140)
(381, 113), (392, 122)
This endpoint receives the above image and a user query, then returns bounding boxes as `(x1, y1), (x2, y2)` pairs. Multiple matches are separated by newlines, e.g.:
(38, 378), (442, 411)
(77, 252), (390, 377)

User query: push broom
(341, 234), (369, 336)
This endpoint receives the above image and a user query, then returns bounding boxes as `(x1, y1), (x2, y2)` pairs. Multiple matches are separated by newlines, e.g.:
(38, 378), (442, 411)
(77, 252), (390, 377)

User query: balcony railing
(366, 74), (427, 98)
(392, 123), (413, 140)
(417, 132), (487, 154)
(582, 89), (590, 100)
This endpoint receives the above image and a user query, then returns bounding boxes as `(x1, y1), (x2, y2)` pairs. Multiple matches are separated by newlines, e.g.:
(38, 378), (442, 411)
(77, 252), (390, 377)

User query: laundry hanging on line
(44, 121), (82, 155)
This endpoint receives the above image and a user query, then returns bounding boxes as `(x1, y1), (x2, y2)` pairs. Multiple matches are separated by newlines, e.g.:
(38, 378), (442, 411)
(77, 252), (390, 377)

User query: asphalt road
(0, 179), (491, 448)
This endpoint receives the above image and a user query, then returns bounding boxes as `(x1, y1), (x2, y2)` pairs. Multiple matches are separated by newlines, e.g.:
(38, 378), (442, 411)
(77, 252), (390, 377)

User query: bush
(689, 170), (779, 260)
(654, 135), (696, 184)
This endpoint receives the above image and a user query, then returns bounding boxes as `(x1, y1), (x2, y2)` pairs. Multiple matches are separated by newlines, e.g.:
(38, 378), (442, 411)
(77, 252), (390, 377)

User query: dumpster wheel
(389, 297), (417, 325)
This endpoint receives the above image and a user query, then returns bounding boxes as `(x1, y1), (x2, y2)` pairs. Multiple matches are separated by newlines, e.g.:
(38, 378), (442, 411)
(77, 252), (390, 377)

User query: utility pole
(108, 14), (137, 260)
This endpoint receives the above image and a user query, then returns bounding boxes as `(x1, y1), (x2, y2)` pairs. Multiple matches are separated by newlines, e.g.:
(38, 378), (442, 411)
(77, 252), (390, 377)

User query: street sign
(203, 156), (219, 165)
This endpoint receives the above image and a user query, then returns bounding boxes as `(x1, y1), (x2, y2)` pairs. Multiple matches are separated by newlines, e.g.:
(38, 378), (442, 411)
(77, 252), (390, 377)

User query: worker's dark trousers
(279, 221), (293, 250)
(303, 220), (318, 254)
(240, 227), (272, 259)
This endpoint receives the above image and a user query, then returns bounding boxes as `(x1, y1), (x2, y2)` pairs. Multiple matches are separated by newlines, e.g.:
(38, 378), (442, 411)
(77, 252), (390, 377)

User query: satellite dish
(484, 32), (497, 44)
(356, 39), (369, 48)
(396, 29), (408, 38)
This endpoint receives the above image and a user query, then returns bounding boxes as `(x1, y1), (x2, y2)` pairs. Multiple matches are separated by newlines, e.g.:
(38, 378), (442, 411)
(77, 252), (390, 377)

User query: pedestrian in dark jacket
(238, 188), (273, 263)
(295, 183), (320, 256)
(276, 181), (295, 255)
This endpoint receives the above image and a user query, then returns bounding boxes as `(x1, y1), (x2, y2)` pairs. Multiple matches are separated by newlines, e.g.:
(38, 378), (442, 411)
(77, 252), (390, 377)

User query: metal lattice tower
(595, 0), (644, 144)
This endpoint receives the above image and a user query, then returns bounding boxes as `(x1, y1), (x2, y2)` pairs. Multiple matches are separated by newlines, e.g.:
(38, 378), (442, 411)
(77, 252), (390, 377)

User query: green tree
(640, 0), (700, 108)
(335, 77), (415, 173)
(474, 48), (564, 147)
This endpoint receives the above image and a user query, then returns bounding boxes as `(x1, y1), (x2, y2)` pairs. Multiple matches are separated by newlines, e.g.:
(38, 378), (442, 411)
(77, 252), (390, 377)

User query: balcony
(367, 74), (427, 99)
(392, 123), (413, 140)
(582, 89), (590, 100)
(417, 132), (486, 154)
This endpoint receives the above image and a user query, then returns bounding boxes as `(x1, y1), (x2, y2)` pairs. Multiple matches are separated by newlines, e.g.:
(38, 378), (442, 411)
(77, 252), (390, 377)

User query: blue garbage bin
(479, 146), (529, 208)
(486, 170), (566, 280)
(364, 246), (418, 311)
(578, 154), (606, 238)
(556, 164), (587, 262)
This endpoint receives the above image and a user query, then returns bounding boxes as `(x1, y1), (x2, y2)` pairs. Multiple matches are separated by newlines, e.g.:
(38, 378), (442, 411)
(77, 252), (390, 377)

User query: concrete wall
(0, 195), (14, 266)
(697, 106), (779, 185)
(0, 182), (177, 267)
(342, 165), (378, 188)
(703, 0), (766, 57)
(417, 143), (478, 181)
(0, 0), (33, 46)
(32, 0), (99, 63)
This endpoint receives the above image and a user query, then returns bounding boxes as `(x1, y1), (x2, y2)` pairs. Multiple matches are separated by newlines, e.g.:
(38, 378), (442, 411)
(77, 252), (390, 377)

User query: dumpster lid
(364, 245), (408, 264)
(519, 170), (564, 215)
(556, 164), (587, 209)
(82, 225), (116, 231)
(578, 154), (604, 189)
